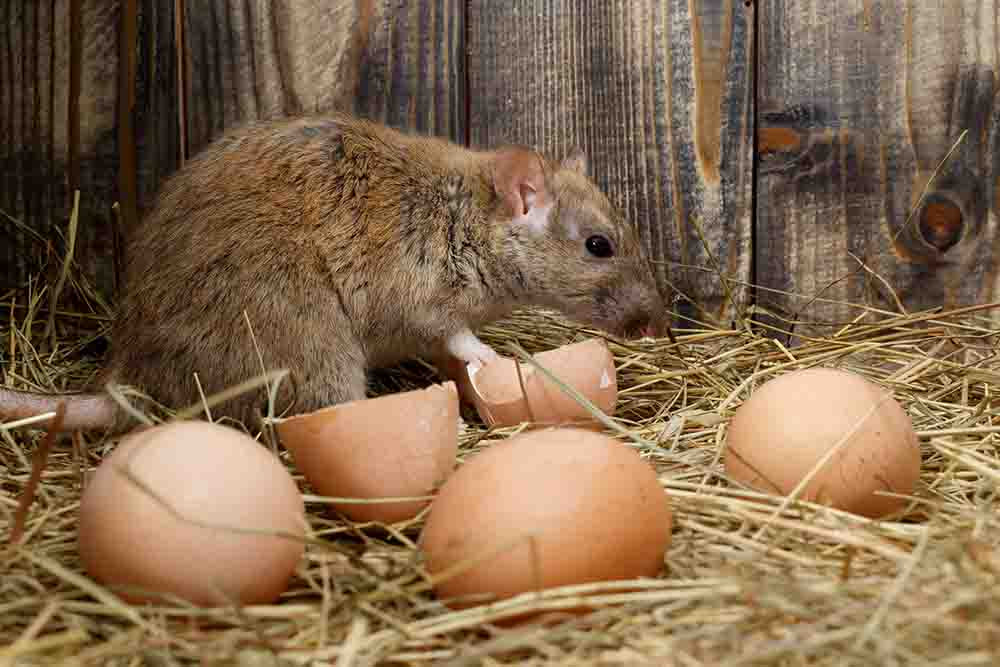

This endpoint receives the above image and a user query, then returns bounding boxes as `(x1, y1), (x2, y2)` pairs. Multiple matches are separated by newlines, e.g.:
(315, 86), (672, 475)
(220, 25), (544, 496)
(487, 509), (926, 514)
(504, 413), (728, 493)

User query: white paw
(446, 328), (499, 367)
(471, 342), (500, 366)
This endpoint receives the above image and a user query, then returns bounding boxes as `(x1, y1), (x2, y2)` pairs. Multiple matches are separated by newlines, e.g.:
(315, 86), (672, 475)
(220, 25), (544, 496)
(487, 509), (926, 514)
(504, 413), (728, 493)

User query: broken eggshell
(435, 351), (479, 405)
(276, 382), (460, 524)
(467, 338), (618, 429)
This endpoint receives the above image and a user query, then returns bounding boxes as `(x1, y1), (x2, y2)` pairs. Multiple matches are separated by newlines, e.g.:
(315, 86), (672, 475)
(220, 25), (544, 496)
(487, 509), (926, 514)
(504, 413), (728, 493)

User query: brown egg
(467, 338), (618, 429)
(77, 420), (306, 607)
(277, 382), (459, 524)
(419, 428), (671, 610)
(724, 367), (921, 518)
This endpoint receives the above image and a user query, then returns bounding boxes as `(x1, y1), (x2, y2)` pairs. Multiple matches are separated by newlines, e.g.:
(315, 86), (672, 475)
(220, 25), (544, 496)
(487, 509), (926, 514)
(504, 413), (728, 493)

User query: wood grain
(756, 0), (1000, 340)
(355, 0), (466, 142)
(1, 1), (55, 287)
(467, 0), (755, 328)
(3, 0), (466, 291)
(182, 0), (465, 155)
(133, 1), (182, 220)
(182, 0), (367, 154)
(0, 0), (179, 296)
(0, 0), (102, 289)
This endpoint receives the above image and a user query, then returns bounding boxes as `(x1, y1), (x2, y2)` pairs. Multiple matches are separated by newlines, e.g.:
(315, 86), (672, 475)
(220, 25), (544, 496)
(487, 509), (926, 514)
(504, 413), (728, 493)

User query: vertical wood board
(0, 0), (178, 296)
(756, 0), (1000, 339)
(182, 0), (466, 157)
(355, 0), (466, 142)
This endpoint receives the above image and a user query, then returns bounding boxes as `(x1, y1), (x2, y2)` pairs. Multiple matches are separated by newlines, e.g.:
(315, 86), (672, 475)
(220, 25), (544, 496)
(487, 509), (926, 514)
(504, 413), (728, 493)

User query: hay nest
(3, 248), (1000, 666)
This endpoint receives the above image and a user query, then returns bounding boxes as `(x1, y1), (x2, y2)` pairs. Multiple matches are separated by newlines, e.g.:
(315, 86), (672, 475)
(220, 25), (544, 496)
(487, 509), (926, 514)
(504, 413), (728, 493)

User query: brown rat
(0, 113), (666, 433)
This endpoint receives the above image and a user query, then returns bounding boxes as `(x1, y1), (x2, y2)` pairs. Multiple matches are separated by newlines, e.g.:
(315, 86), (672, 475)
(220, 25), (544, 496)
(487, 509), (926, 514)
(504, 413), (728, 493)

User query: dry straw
(3, 211), (1000, 665)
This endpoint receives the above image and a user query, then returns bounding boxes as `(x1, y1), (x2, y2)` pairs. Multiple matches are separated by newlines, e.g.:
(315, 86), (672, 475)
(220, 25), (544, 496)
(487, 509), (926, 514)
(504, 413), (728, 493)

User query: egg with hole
(724, 367), (921, 518)
(467, 338), (618, 429)
(277, 382), (459, 523)
(419, 427), (671, 613)
(77, 420), (306, 607)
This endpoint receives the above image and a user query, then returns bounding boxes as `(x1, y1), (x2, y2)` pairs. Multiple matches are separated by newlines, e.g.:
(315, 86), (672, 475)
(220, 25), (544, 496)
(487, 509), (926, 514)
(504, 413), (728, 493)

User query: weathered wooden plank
(355, 0), (466, 143)
(467, 0), (755, 328)
(183, 0), (465, 156)
(0, 0), (82, 288)
(133, 1), (182, 220)
(1, 1), (42, 285)
(0, 0), (179, 297)
(3, 0), (466, 292)
(68, 0), (125, 293)
(756, 0), (1000, 340)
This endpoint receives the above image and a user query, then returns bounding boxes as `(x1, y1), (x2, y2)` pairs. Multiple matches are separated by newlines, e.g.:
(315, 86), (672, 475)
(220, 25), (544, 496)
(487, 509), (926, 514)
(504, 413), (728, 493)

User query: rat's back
(108, 114), (470, 424)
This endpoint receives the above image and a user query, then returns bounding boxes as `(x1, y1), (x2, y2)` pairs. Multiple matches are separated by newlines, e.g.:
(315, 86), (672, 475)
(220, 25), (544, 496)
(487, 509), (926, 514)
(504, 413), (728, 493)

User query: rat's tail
(0, 387), (117, 432)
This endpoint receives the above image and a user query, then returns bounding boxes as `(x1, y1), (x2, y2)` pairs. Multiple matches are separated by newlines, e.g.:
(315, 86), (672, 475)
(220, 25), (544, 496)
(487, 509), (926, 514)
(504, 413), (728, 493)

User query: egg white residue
(599, 369), (611, 389)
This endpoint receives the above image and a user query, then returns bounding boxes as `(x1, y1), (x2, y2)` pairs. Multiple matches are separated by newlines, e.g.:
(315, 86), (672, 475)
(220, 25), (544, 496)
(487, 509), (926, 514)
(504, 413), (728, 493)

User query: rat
(0, 112), (667, 433)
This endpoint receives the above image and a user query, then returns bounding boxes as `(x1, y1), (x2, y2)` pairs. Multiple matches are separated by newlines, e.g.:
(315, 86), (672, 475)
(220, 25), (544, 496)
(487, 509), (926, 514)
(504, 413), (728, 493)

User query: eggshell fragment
(724, 367), (921, 519)
(77, 420), (306, 607)
(277, 382), (459, 523)
(419, 428), (671, 610)
(435, 352), (479, 405)
(468, 338), (618, 429)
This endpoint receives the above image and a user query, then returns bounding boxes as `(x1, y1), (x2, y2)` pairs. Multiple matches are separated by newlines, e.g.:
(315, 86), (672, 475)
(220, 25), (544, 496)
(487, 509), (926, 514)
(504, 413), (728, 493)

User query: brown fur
(1, 113), (666, 433)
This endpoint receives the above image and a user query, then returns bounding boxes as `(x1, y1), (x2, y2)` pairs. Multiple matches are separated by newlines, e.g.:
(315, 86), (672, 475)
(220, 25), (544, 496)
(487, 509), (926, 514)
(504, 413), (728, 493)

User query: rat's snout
(609, 273), (669, 341)
(620, 310), (666, 340)
(563, 248), (670, 340)
(619, 312), (655, 340)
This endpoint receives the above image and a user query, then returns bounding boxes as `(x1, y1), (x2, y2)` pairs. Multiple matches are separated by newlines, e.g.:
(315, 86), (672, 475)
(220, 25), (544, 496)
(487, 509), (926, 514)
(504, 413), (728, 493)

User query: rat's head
(487, 145), (668, 339)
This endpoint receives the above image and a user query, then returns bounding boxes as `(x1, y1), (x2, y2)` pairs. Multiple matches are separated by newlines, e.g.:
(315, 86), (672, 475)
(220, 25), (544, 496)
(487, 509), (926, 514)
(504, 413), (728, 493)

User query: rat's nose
(622, 314), (656, 340)
(634, 309), (669, 339)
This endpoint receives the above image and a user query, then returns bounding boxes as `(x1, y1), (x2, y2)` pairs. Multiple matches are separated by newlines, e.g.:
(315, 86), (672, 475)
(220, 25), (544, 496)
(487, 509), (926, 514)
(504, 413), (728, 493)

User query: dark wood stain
(757, 1), (1000, 340)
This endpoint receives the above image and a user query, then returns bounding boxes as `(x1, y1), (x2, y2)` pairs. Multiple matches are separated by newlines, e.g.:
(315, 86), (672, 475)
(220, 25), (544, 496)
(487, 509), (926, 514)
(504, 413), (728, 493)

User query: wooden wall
(757, 1), (1000, 339)
(1, 1), (998, 339)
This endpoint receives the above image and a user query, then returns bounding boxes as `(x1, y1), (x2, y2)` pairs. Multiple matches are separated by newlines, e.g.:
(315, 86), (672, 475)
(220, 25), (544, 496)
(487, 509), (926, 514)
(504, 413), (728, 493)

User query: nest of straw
(3, 222), (1000, 666)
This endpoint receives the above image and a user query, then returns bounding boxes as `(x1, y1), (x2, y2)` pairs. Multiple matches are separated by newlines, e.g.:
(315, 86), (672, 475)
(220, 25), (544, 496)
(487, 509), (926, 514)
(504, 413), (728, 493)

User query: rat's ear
(561, 147), (588, 176)
(490, 146), (550, 220)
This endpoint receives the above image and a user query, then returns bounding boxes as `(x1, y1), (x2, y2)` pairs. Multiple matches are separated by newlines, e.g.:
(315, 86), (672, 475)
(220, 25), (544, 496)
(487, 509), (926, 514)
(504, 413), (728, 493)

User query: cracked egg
(276, 382), (460, 524)
(467, 338), (618, 429)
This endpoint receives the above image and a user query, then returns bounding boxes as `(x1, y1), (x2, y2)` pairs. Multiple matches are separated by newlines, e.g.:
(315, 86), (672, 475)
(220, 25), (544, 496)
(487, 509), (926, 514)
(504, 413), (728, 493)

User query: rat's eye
(585, 235), (614, 258)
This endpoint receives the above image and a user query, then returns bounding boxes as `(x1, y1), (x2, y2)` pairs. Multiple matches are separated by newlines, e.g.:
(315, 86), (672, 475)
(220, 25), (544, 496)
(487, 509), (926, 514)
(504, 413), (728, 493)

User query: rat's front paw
(445, 328), (499, 368)
(469, 344), (500, 367)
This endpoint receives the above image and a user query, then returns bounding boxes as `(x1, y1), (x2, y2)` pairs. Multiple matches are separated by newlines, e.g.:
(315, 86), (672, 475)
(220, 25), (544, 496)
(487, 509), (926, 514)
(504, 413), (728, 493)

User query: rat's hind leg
(278, 338), (369, 417)
(210, 334), (368, 426)
(292, 364), (368, 414)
